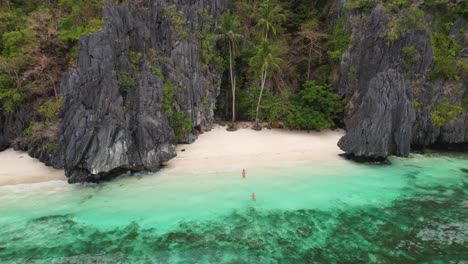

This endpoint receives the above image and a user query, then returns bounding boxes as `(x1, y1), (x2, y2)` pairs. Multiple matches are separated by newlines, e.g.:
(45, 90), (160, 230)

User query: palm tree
(256, 0), (285, 41)
(216, 12), (242, 126)
(249, 41), (284, 129)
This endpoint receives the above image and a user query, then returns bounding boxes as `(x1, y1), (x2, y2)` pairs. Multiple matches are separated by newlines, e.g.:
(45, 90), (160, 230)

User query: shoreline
(0, 124), (346, 186)
(0, 149), (66, 186)
(165, 124), (346, 174)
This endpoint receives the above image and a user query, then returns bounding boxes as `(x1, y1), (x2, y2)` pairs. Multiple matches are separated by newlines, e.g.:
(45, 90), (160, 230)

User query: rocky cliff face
(0, 108), (63, 168)
(59, 0), (228, 183)
(335, 2), (467, 159)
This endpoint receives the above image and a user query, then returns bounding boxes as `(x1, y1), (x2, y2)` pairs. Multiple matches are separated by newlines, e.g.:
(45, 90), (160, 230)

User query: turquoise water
(0, 153), (467, 263)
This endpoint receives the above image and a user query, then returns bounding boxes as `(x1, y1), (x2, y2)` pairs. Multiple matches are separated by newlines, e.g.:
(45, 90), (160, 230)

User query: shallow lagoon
(0, 153), (467, 263)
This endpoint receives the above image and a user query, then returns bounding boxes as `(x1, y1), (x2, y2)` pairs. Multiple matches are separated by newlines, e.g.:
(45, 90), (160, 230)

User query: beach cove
(0, 125), (467, 263)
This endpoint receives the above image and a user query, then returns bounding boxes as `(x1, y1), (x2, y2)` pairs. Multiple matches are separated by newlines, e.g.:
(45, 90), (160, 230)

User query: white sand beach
(0, 149), (65, 186)
(166, 124), (346, 174)
(0, 124), (345, 185)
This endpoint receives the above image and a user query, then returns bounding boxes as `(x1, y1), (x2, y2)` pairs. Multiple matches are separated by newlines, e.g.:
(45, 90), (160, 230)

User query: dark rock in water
(339, 153), (390, 165)
(426, 142), (468, 153)
(58, 0), (228, 183)
(335, 4), (467, 159)
(461, 168), (468, 174)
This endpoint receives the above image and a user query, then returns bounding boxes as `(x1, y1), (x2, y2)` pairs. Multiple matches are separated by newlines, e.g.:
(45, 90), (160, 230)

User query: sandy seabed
(0, 124), (345, 186)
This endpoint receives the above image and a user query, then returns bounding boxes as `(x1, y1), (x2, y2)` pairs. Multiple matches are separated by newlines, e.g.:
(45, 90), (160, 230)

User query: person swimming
(242, 169), (246, 179)
(251, 192), (256, 201)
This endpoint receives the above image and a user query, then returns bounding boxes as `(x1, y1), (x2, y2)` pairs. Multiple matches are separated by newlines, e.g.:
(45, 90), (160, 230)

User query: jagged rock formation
(0, 109), (63, 168)
(336, 3), (467, 159)
(59, 0), (228, 183)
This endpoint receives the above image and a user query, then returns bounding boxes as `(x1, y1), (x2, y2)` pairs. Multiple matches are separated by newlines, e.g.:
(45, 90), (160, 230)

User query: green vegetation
(162, 80), (175, 115)
(39, 142), (59, 153)
(0, 74), (23, 112)
(412, 99), (421, 113)
(383, 7), (426, 44)
(38, 97), (64, 122)
(58, 0), (106, 44)
(2, 0), (465, 144)
(385, 0), (409, 11)
(249, 40), (284, 128)
(170, 112), (193, 143)
(202, 97), (212, 110)
(213, 0), (344, 130)
(328, 17), (351, 62)
(128, 50), (142, 71)
(426, 1), (467, 80)
(401, 46), (416, 73)
(430, 98), (464, 127)
(344, 0), (375, 12)
(119, 72), (136, 92)
(22, 122), (35, 137)
(379, 0), (466, 80)
(0, 0), (117, 142)
(430, 26), (465, 80)
(288, 81), (343, 130)
(162, 80), (193, 143)
(147, 48), (165, 78)
(164, 4), (188, 40)
(151, 67), (163, 78)
(198, 8), (224, 71)
(216, 11), (242, 125)
(236, 81), (342, 130)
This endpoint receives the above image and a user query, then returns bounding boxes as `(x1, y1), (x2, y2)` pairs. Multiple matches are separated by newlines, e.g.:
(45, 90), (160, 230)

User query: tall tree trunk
(53, 84), (58, 99)
(229, 42), (236, 124)
(307, 46), (312, 80)
(255, 67), (267, 128)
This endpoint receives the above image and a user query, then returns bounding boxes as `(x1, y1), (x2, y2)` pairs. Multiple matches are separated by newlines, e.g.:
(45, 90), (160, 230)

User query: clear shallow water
(0, 154), (467, 263)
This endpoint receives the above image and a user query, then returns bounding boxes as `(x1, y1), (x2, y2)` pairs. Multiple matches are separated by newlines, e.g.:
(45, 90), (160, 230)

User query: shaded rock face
(336, 4), (467, 159)
(59, 0), (228, 183)
(338, 69), (415, 157)
(0, 109), (62, 168)
(0, 110), (32, 151)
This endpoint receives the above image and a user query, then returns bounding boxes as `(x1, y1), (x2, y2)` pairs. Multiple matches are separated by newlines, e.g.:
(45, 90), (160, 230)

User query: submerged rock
(59, 0), (228, 183)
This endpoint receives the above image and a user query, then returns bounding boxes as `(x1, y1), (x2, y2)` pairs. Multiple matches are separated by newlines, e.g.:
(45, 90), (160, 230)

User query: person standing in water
(251, 192), (256, 201)
(242, 169), (246, 179)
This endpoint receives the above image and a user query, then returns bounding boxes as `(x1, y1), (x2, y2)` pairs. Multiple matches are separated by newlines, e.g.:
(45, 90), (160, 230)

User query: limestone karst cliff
(59, 0), (229, 183)
(0, 0), (466, 183)
(335, 1), (467, 159)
